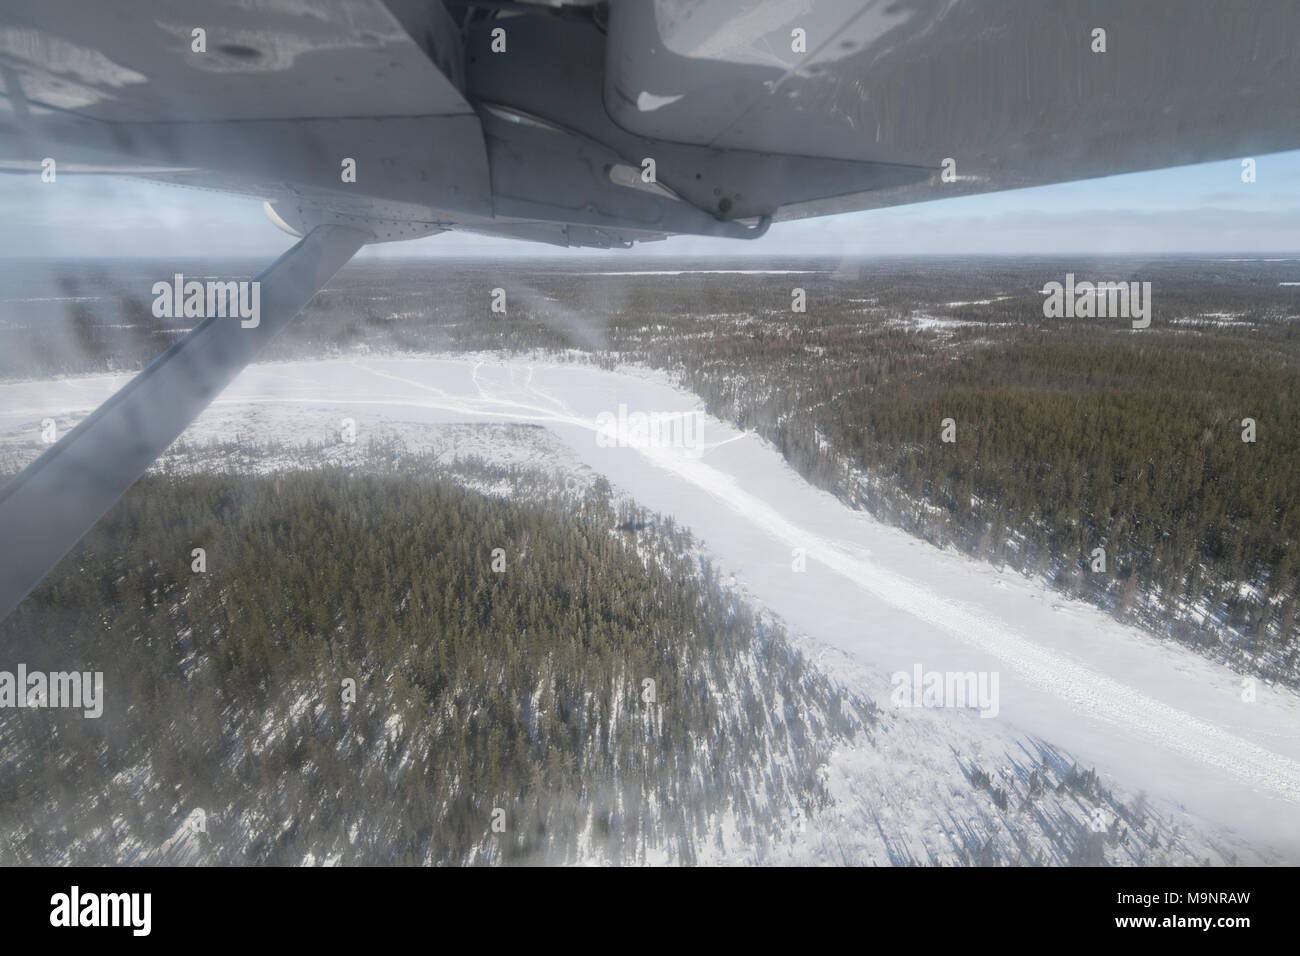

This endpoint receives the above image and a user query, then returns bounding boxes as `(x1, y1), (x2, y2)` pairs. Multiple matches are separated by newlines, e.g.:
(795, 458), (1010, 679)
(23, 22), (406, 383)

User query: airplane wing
(1, 0), (1298, 618)
(3, 0), (1297, 239)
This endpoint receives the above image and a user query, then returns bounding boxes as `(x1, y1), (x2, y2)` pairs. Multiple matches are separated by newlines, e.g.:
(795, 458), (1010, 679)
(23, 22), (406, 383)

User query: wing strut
(0, 225), (369, 622)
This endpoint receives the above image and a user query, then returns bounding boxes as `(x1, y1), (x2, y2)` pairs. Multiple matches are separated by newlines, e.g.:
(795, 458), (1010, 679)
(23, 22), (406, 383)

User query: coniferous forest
(0, 453), (868, 864)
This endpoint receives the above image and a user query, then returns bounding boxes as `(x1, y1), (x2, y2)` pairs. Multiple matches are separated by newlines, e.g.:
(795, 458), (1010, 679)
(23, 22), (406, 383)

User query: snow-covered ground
(4, 353), (1299, 861)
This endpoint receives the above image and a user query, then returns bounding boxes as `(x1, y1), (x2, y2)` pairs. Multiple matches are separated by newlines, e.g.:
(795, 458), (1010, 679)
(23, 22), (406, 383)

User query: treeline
(614, 302), (1300, 681)
(0, 460), (868, 864)
(739, 377), (1291, 679)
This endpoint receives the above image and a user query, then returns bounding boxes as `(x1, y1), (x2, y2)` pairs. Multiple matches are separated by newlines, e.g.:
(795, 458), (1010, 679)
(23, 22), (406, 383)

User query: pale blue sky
(1, 150), (1297, 259)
